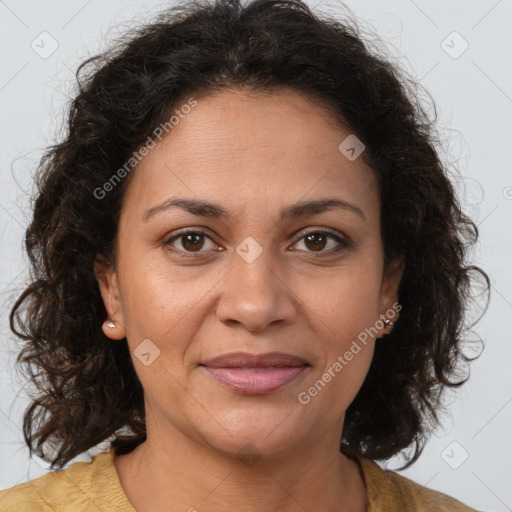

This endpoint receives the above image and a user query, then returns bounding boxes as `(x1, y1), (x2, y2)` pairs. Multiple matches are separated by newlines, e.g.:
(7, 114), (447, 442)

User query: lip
(200, 351), (310, 395)
(201, 351), (309, 368)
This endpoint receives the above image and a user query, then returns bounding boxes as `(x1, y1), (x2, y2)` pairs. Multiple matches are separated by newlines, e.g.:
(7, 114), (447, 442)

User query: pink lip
(202, 366), (309, 394)
(200, 351), (310, 395)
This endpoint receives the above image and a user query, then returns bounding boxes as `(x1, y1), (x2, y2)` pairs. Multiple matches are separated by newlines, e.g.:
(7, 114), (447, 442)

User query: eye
(163, 228), (348, 258)
(292, 230), (348, 255)
(164, 230), (219, 254)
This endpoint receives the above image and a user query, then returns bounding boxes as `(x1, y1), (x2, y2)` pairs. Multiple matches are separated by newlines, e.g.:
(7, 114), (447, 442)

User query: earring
(107, 319), (117, 329)
(383, 318), (394, 327)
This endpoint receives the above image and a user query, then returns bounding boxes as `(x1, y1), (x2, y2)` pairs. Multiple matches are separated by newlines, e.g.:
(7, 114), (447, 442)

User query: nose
(215, 245), (297, 332)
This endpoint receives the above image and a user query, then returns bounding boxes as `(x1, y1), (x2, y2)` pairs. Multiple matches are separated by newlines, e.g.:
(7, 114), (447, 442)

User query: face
(96, 87), (402, 461)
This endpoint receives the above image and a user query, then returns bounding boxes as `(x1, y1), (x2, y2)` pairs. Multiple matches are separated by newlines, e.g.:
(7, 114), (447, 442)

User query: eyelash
(162, 228), (349, 258)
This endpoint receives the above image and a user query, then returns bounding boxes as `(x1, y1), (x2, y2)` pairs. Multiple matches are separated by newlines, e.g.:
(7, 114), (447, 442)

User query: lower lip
(202, 366), (309, 395)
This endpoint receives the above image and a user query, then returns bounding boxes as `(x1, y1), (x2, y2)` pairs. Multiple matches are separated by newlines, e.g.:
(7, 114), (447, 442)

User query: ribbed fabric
(0, 448), (135, 511)
(0, 446), (477, 511)
(356, 456), (477, 511)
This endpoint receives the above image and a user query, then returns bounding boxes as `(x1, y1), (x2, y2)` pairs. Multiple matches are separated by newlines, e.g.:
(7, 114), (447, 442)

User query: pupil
(306, 233), (326, 251)
(183, 234), (204, 251)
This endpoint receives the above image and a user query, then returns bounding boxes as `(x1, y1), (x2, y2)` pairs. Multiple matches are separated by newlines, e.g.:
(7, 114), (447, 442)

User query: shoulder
(0, 451), (119, 512)
(357, 456), (478, 512)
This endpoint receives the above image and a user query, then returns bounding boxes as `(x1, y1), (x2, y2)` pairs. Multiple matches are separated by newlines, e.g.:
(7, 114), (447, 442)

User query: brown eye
(293, 231), (348, 255)
(304, 233), (328, 251)
(164, 231), (217, 254)
(181, 233), (205, 251)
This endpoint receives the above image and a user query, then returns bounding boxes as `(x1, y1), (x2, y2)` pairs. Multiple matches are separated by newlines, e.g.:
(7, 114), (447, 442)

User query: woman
(0, 0), (488, 510)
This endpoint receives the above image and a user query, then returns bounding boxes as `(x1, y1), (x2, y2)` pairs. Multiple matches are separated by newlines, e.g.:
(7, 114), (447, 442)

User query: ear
(94, 260), (126, 340)
(377, 256), (404, 336)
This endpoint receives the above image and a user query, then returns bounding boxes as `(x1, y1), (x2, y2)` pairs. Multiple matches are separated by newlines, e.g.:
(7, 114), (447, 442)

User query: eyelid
(289, 228), (349, 253)
(292, 226), (348, 243)
(163, 228), (220, 251)
(163, 226), (349, 256)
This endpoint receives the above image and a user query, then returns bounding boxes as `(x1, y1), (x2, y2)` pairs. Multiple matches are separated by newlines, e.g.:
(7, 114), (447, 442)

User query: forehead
(122, 87), (379, 222)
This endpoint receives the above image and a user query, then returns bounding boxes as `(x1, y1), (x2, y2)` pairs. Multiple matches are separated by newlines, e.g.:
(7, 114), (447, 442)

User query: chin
(198, 411), (302, 461)
(210, 433), (296, 465)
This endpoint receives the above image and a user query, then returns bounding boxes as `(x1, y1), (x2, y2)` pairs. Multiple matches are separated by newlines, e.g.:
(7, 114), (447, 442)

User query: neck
(114, 418), (368, 512)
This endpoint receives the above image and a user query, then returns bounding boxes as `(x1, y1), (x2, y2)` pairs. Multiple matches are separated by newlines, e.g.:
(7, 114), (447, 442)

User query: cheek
(119, 262), (206, 337)
(296, 262), (383, 342)
(292, 258), (381, 399)
(297, 304), (376, 421)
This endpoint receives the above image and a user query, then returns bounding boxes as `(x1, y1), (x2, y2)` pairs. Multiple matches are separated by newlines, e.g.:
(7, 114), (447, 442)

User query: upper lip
(200, 351), (309, 368)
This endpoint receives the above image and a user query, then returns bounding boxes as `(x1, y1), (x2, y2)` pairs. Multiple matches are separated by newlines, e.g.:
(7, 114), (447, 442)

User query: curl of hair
(9, 0), (489, 470)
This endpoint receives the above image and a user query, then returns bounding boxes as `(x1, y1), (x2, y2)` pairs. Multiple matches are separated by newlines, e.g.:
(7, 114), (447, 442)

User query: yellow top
(0, 447), (477, 511)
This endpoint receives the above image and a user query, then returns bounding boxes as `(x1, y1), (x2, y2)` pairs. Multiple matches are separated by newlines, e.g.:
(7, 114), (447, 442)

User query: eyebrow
(142, 197), (366, 222)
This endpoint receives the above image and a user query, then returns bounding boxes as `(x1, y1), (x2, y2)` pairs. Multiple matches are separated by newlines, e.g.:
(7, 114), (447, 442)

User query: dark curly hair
(9, 0), (489, 471)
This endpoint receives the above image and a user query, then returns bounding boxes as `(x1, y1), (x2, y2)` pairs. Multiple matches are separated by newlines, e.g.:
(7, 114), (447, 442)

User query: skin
(95, 87), (403, 512)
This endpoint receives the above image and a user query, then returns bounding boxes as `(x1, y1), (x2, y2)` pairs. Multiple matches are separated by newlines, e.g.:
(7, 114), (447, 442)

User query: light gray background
(1, 0), (511, 510)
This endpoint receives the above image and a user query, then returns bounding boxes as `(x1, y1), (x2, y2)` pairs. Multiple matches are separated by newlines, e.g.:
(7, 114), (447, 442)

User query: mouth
(200, 351), (310, 395)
